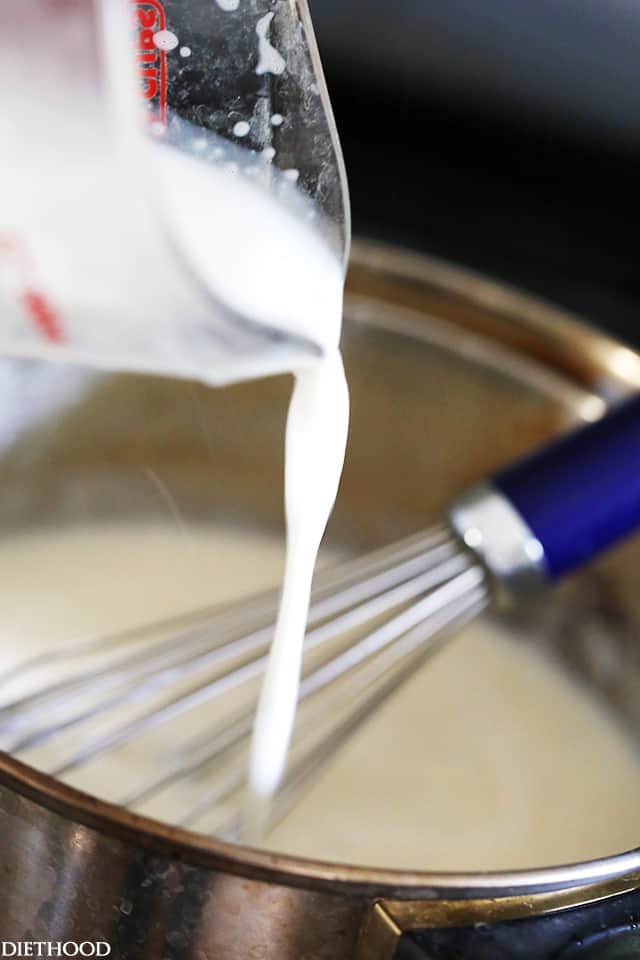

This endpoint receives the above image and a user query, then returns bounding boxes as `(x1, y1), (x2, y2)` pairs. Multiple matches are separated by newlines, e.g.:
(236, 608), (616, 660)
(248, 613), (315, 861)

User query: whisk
(1, 394), (640, 839)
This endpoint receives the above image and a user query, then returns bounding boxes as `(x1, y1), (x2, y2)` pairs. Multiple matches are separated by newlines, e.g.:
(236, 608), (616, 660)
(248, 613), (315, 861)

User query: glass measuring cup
(0, 0), (349, 386)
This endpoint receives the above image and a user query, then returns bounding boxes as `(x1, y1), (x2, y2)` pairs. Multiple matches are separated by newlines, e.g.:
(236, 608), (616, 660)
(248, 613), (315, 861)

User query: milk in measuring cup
(0, 0), (350, 825)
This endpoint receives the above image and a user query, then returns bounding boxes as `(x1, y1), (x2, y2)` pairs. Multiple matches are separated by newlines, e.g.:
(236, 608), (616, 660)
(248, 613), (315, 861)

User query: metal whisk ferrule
(449, 483), (547, 604)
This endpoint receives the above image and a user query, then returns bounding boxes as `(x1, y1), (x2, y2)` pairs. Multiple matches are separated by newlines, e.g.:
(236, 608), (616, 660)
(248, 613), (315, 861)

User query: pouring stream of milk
(246, 350), (349, 839)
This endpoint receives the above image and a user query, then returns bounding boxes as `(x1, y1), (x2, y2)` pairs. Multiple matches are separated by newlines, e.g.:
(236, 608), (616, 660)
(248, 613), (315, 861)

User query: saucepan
(1, 240), (640, 959)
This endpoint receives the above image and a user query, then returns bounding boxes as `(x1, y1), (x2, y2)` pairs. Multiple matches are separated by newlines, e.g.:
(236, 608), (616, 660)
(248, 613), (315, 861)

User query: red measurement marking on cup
(22, 289), (63, 343)
(0, 234), (64, 343)
(132, 1), (168, 126)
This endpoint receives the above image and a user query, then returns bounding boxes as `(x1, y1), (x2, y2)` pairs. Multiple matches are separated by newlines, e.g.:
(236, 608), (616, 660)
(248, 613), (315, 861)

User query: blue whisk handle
(493, 394), (640, 580)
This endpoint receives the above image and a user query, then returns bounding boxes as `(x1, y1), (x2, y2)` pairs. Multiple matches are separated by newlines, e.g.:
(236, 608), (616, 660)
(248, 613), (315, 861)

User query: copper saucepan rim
(1, 239), (639, 901)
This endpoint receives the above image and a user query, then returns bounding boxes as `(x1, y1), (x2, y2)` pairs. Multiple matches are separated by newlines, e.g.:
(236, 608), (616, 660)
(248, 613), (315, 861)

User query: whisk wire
(124, 557), (484, 809)
(48, 545), (474, 778)
(210, 575), (488, 839)
(3, 524), (489, 836)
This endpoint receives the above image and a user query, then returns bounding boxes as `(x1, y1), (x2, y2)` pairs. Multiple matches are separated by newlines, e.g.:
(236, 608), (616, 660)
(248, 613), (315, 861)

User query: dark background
(311, 0), (640, 346)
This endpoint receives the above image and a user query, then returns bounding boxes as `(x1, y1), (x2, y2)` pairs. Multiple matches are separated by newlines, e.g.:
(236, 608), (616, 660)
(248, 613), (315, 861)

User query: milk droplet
(233, 120), (251, 138)
(215, 0), (239, 9)
(179, 46), (191, 58)
(271, 114), (284, 127)
(153, 30), (179, 52)
(283, 168), (299, 182)
(261, 147), (276, 162)
(256, 13), (286, 76)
